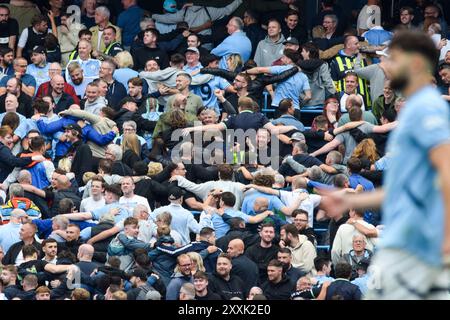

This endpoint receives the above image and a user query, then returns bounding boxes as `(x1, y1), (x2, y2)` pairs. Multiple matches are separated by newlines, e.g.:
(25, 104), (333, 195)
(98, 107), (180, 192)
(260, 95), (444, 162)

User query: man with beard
(261, 259), (296, 300)
(245, 223), (279, 285)
(166, 254), (193, 300)
(280, 224), (317, 275)
(126, 268), (162, 300)
(0, 6), (18, 51)
(277, 248), (306, 283)
(66, 62), (91, 99)
(0, 47), (14, 77)
(208, 253), (245, 300)
(322, 30), (450, 300)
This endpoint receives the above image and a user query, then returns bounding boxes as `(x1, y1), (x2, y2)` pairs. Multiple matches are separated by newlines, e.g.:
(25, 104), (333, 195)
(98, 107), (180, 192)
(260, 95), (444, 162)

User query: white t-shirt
(280, 189), (322, 226)
(80, 197), (106, 212)
(357, 5), (381, 31)
(119, 195), (151, 214)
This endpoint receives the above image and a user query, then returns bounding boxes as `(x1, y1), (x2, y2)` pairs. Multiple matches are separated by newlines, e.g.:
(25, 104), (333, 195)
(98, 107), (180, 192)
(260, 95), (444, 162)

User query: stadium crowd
(0, 0), (449, 301)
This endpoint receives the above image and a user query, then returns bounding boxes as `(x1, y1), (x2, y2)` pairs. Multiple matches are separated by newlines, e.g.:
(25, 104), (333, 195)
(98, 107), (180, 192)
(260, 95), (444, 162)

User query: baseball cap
(168, 188), (184, 200)
(163, 0), (178, 13)
(283, 37), (299, 46)
(32, 45), (46, 55)
(185, 47), (200, 54)
(64, 123), (82, 136)
(290, 132), (306, 142)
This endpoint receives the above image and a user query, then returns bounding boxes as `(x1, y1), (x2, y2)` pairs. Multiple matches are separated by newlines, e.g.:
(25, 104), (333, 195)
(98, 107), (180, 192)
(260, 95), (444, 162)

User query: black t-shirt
(18, 259), (49, 285)
(223, 111), (269, 131)
(0, 18), (19, 48)
(195, 290), (222, 300)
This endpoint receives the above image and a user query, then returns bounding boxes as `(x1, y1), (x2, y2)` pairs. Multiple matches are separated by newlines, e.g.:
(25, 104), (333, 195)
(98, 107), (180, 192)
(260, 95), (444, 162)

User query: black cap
(283, 37), (299, 46)
(168, 188), (184, 200)
(64, 123), (82, 136)
(128, 268), (148, 281)
(32, 45), (46, 55)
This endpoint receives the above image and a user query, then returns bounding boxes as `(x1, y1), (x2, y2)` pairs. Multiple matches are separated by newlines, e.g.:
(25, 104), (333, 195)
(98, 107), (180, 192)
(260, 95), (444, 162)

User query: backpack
(107, 234), (126, 256)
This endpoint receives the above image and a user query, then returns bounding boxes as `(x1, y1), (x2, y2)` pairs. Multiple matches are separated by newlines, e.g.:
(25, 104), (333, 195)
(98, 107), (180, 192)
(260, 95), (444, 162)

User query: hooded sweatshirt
(254, 34), (286, 67)
(299, 59), (336, 107)
(165, 272), (193, 300)
(83, 96), (108, 115)
(288, 234), (317, 275)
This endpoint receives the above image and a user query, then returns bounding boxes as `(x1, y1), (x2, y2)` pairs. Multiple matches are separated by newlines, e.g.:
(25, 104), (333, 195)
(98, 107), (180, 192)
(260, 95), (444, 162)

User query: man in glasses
(166, 254), (193, 300)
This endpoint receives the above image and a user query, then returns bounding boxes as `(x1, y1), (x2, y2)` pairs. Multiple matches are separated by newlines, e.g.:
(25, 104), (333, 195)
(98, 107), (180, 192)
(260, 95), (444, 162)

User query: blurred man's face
(36, 292), (51, 300)
(43, 242), (58, 258)
(323, 18), (335, 32)
(185, 51), (199, 65)
(85, 85), (99, 102)
(187, 35), (199, 48)
(145, 60), (159, 72)
(260, 227), (275, 243)
(91, 180), (103, 196)
(0, 7), (9, 23)
(267, 21), (281, 37)
(66, 226), (80, 242)
(128, 83), (142, 98)
(31, 52), (45, 66)
(6, 79), (18, 95)
(70, 68), (84, 85)
(103, 28), (115, 45)
(344, 76), (358, 93)
(277, 252), (291, 266)
(216, 257), (232, 278)
(267, 266), (282, 282)
(352, 237), (366, 252)
(400, 10), (414, 24)
(194, 277), (207, 292)
(178, 257), (192, 276)
(3, 51), (13, 64)
(285, 14), (298, 30)
(440, 68), (450, 85)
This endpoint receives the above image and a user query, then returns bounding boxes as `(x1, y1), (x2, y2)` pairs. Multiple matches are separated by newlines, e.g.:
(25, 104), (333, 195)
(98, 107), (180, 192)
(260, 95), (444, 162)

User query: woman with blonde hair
(122, 133), (141, 169)
(113, 51), (139, 90)
(226, 53), (243, 72)
(352, 138), (379, 169)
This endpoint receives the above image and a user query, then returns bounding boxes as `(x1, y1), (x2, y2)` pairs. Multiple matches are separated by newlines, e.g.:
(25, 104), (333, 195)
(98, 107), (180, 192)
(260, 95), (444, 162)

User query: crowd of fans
(0, 0), (448, 301)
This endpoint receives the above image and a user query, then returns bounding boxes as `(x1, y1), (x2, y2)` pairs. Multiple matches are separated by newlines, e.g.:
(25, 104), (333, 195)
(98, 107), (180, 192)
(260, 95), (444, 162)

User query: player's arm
(430, 143), (450, 260)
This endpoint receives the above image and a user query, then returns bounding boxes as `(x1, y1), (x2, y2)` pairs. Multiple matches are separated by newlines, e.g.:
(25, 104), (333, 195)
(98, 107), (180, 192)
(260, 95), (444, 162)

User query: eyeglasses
(179, 263), (191, 268)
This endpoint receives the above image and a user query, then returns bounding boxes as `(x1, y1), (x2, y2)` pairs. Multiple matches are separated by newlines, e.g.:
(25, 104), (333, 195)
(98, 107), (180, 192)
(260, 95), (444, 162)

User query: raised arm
(310, 138), (342, 158)
(62, 212), (94, 221)
(371, 121), (398, 134)
(260, 67), (299, 86)
(60, 109), (102, 125)
(333, 121), (365, 135)
(87, 226), (120, 245)
(200, 68), (237, 82)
